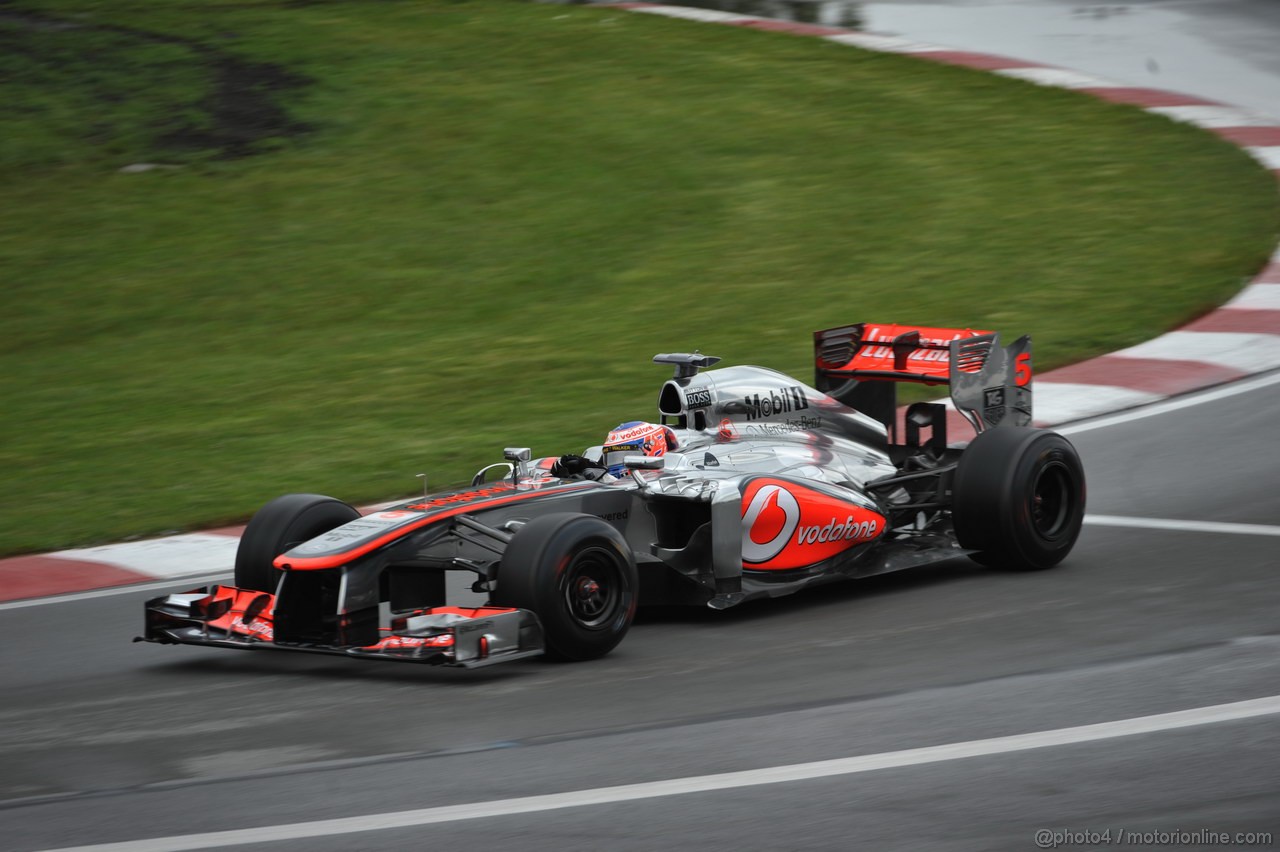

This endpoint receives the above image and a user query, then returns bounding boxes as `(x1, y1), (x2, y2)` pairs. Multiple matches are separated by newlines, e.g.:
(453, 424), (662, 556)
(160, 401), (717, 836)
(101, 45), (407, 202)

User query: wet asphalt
(3, 376), (1279, 850)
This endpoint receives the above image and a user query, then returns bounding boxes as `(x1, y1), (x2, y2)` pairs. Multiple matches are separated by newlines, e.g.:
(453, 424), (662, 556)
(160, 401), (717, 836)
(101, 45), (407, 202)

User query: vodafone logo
(796, 516), (879, 544)
(741, 479), (887, 569)
(742, 484), (800, 564)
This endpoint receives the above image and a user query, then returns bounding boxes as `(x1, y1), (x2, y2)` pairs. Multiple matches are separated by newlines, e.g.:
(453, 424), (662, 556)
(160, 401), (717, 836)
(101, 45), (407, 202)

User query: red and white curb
(3, 4), (1278, 605)
(0, 530), (245, 603)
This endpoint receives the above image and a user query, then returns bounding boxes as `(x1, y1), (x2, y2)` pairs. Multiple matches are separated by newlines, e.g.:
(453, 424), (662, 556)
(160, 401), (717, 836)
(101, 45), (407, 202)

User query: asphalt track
(5, 5), (1280, 852)
(2, 372), (1278, 850)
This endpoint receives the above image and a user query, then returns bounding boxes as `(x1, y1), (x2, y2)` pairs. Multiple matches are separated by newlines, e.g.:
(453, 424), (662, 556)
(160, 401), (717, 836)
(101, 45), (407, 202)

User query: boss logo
(685, 388), (712, 409)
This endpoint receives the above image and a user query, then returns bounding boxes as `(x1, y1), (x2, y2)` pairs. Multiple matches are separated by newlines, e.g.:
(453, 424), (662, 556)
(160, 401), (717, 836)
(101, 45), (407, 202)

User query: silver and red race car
(142, 322), (1085, 666)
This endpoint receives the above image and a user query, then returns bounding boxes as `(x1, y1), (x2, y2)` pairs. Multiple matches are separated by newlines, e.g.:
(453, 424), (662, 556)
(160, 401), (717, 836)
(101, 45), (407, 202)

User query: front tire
(234, 494), (361, 591)
(492, 513), (638, 661)
(952, 427), (1085, 570)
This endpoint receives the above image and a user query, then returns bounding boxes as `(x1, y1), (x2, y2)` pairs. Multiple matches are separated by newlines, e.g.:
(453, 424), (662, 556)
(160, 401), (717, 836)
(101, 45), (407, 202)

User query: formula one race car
(142, 323), (1085, 667)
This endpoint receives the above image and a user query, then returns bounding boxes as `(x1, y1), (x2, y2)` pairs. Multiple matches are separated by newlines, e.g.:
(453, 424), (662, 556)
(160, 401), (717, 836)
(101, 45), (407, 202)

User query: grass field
(1, 0), (1276, 556)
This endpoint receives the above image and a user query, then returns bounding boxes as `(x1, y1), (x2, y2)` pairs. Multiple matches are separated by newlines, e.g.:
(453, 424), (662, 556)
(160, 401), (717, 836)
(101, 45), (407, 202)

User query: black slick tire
(952, 427), (1085, 570)
(234, 494), (360, 591)
(492, 513), (638, 661)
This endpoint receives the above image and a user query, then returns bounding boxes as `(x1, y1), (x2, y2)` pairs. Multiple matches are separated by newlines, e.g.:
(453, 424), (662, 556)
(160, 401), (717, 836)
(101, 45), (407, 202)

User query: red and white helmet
(601, 421), (677, 476)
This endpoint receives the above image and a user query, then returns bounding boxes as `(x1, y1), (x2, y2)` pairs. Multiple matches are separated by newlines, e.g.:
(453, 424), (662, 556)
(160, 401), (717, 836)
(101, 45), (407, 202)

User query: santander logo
(741, 484), (800, 563)
(741, 479), (884, 569)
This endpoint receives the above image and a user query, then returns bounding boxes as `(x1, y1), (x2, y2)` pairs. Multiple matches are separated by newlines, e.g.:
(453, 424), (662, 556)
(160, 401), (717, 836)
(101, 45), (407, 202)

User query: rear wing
(814, 322), (1032, 441)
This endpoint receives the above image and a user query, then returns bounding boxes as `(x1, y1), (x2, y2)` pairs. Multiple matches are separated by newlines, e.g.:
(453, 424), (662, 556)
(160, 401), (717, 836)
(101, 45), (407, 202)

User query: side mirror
(471, 462), (515, 486)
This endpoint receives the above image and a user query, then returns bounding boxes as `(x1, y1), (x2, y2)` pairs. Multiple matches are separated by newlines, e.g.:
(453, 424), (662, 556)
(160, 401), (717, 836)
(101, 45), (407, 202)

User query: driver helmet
(602, 421), (677, 477)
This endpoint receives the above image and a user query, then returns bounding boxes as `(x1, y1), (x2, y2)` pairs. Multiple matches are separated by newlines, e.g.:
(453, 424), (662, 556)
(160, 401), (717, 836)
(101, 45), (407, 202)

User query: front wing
(139, 584), (544, 668)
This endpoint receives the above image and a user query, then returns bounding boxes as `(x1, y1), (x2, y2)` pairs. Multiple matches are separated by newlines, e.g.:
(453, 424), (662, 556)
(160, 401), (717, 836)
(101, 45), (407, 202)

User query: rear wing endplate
(814, 322), (1033, 440)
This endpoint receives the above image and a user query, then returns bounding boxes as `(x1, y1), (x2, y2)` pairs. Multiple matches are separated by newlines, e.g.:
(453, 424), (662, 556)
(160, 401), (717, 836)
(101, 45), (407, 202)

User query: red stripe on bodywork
(406, 606), (518, 618)
(0, 556), (151, 602)
(275, 482), (598, 571)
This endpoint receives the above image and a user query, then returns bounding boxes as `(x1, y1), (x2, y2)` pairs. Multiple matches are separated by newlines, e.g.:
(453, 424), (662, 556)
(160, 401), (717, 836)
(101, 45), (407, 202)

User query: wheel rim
(1031, 461), (1073, 540)
(561, 545), (625, 630)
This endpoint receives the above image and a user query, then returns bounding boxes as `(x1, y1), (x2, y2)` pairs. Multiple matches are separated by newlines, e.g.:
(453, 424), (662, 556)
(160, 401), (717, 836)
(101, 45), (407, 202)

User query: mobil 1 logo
(743, 386), (809, 421)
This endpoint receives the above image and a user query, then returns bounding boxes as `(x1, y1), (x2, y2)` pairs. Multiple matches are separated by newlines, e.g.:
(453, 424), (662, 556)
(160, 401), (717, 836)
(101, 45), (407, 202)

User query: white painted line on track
(40, 695), (1280, 852)
(1084, 515), (1280, 537)
(0, 574), (232, 612)
(1059, 369), (1280, 435)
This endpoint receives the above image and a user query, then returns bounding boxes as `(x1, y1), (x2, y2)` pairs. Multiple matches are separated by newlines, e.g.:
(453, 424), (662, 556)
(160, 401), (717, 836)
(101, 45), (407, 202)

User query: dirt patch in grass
(153, 53), (311, 159)
(0, 1), (310, 161)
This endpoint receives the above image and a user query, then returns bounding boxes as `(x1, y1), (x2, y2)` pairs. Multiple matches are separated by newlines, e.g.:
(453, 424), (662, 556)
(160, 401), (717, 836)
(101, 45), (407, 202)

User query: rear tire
(234, 494), (360, 591)
(492, 513), (638, 661)
(952, 427), (1085, 570)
